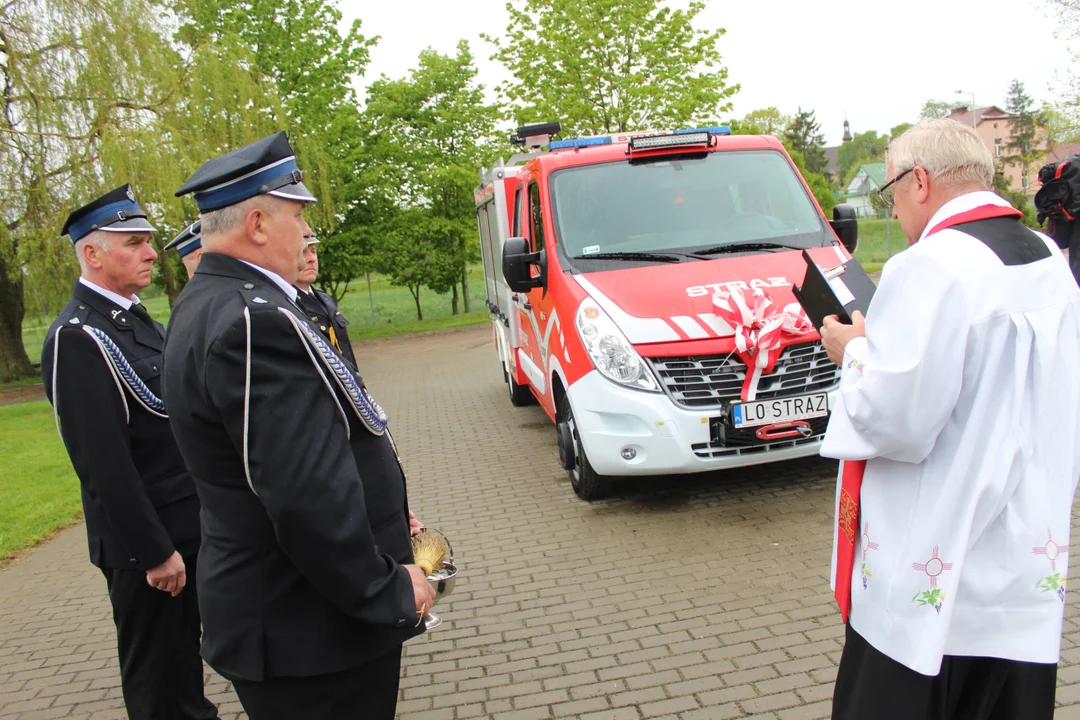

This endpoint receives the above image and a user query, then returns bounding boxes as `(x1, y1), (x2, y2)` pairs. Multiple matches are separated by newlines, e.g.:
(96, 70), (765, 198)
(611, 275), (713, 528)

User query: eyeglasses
(877, 167), (914, 208)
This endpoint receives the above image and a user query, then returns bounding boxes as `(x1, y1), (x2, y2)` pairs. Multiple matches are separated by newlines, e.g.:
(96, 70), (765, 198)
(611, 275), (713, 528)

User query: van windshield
(549, 150), (826, 261)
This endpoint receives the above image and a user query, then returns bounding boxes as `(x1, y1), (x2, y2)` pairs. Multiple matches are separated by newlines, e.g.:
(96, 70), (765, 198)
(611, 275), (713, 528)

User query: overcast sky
(340, 0), (1076, 147)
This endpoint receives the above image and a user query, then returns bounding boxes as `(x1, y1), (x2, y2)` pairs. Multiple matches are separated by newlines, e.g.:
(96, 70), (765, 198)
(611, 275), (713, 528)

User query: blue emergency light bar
(548, 136), (613, 150)
(548, 125), (731, 152)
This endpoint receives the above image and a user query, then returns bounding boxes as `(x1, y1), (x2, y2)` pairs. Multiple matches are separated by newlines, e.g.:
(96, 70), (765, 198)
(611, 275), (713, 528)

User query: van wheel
(558, 394), (612, 501)
(505, 364), (533, 407)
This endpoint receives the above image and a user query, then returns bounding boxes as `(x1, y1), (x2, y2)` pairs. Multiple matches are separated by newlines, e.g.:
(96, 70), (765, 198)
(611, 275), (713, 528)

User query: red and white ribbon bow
(712, 287), (813, 401)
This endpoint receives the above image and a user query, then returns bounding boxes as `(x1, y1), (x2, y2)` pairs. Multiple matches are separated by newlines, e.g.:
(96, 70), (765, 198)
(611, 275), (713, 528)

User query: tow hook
(755, 421), (812, 441)
(556, 421), (576, 470)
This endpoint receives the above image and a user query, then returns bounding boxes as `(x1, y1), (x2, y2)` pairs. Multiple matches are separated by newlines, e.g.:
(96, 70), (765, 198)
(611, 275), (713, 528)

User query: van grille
(691, 434), (824, 459)
(646, 341), (840, 410)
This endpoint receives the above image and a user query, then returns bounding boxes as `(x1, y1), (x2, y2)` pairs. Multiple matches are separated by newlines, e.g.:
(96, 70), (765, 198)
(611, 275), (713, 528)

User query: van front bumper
(567, 370), (834, 477)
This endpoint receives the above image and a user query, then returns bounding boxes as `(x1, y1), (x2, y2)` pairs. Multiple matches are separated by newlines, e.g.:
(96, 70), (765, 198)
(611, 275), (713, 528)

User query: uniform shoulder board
(63, 304), (92, 326)
(237, 285), (283, 311)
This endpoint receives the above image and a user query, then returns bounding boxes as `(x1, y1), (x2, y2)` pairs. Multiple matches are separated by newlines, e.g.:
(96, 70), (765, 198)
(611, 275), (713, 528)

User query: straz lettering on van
(685, 277), (790, 298)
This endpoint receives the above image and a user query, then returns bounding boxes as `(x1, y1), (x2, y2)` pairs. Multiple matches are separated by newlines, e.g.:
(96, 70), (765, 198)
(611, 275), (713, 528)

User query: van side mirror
(830, 204), (859, 254)
(502, 237), (545, 292)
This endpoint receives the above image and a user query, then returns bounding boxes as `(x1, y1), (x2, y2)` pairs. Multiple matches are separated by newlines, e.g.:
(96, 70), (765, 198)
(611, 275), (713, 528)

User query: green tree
(786, 145), (836, 216)
(484, 0), (738, 137)
(920, 99), (957, 119)
(742, 107), (791, 137)
(784, 107), (828, 176)
(177, 0), (378, 296)
(1004, 79), (1042, 185)
(837, 130), (888, 185)
(362, 42), (502, 318)
(890, 122), (913, 139)
(0, 0), (195, 381)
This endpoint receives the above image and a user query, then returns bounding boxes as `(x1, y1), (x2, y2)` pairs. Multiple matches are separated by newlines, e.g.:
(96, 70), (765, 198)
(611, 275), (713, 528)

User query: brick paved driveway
(3, 324), (1080, 719)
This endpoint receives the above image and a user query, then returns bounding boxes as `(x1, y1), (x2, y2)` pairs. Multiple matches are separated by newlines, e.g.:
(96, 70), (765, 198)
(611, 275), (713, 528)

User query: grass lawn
(0, 401), (82, 562)
(854, 217), (907, 274)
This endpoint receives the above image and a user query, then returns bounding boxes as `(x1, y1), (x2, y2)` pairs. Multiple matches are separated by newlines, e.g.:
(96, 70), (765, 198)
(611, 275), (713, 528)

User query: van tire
(558, 394), (612, 501)
(505, 365), (533, 407)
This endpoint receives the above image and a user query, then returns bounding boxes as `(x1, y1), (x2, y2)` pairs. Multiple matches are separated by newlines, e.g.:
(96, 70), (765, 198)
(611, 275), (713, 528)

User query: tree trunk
(462, 267), (470, 313)
(156, 238), (182, 306)
(0, 254), (34, 382)
(451, 284), (459, 315)
(411, 284), (423, 321)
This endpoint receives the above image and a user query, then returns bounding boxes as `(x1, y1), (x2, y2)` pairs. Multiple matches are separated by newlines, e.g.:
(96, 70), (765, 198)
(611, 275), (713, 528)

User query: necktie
(128, 303), (159, 334)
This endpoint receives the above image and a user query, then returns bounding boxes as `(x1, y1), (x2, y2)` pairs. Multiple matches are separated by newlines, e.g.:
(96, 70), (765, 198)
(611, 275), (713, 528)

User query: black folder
(792, 249), (876, 327)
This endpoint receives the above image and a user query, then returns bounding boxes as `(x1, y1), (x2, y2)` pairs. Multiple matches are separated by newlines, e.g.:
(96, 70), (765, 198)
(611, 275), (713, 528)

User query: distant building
(941, 106), (1080, 196)
(823, 119), (854, 183)
(844, 162), (887, 218)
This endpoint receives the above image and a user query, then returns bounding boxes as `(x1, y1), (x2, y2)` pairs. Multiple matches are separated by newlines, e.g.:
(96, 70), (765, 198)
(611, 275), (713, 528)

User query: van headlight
(576, 299), (660, 392)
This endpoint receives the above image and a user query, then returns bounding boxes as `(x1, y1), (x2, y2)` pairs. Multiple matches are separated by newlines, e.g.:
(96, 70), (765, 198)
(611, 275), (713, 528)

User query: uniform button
(152, 365), (158, 371)
(311, 316), (319, 322)
(78, 305), (85, 310)
(244, 283), (254, 290)
(320, 325), (327, 331)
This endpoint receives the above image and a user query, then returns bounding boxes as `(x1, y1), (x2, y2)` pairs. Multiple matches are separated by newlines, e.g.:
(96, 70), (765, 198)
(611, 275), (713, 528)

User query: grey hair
(74, 230), (113, 274)
(886, 118), (995, 190)
(199, 196), (274, 239)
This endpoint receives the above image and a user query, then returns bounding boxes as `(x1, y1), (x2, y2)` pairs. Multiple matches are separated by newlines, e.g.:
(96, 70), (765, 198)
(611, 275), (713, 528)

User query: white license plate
(731, 393), (830, 428)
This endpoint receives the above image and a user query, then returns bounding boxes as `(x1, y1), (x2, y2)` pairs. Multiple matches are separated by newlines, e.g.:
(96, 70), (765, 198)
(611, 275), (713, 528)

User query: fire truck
(475, 122), (859, 500)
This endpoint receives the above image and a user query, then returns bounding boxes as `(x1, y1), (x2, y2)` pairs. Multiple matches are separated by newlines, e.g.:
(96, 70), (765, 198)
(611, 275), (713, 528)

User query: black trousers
(833, 624), (1057, 720)
(101, 554), (219, 720)
(231, 646), (403, 720)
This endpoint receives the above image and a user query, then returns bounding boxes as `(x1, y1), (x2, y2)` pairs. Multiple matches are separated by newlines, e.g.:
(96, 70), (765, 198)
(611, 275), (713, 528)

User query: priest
(820, 118), (1080, 720)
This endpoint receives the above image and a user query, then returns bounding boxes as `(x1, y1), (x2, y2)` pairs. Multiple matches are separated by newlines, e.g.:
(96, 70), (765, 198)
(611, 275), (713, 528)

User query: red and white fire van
(475, 122), (859, 500)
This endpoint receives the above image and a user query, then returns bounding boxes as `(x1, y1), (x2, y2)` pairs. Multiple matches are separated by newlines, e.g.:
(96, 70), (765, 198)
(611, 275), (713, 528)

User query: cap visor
(268, 181), (317, 203)
(98, 217), (156, 234)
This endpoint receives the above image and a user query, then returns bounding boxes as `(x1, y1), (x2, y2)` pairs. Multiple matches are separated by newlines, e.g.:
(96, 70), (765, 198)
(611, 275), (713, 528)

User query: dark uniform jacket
(40, 281), (201, 571)
(296, 287), (357, 368)
(161, 253), (422, 683)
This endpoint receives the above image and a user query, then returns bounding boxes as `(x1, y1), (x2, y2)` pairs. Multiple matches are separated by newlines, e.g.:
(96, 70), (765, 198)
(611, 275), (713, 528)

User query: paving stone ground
(3, 324), (1080, 719)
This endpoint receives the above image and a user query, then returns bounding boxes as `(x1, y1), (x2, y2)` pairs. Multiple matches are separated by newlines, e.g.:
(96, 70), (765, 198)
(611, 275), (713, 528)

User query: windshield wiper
(693, 242), (804, 256)
(571, 251), (697, 263)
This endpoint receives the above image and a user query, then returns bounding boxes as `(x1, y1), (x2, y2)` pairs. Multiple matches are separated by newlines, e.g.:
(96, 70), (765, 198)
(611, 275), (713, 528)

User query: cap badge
(252, 297), (268, 304)
(126, 187), (136, 203)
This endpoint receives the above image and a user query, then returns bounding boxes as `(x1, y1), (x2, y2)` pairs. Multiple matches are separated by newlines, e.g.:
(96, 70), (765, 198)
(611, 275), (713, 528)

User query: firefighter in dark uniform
(161, 131), (435, 720)
(294, 235), (357, 367)
(165, 219), (204, 279)
(40, 185), (219, 720)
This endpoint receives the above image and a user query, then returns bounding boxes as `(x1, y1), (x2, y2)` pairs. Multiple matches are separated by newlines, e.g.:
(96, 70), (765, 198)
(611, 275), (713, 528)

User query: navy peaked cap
(61, 184), (156, 243)
(164, 220), (202, 257)
(175, 131), (317, 212)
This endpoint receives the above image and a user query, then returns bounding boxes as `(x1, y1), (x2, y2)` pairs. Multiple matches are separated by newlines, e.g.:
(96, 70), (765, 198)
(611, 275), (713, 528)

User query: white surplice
(822, 191), (1080, 676)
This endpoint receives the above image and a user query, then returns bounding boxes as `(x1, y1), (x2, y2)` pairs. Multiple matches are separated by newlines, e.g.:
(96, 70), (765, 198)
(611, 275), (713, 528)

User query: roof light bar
(549, 136), (613, 151)
(629, 131), (710, 151)
(678, 125), (732, 136)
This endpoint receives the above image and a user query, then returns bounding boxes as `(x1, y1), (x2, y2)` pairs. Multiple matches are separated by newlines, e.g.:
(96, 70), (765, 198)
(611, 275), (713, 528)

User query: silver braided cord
(82, 326), (168, 417)
(276, 307), (388, 436)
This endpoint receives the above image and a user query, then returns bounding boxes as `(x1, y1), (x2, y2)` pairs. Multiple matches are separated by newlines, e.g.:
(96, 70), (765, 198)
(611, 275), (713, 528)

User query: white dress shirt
(78, 276), (141, 310)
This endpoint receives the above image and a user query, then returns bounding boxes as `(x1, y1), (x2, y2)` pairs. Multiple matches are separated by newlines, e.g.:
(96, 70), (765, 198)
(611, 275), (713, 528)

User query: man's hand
(405, 564), (437, 620)
(407, 507), (424, 537)
(821, 311), (866, 366)
(146, 551), (186, 597)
